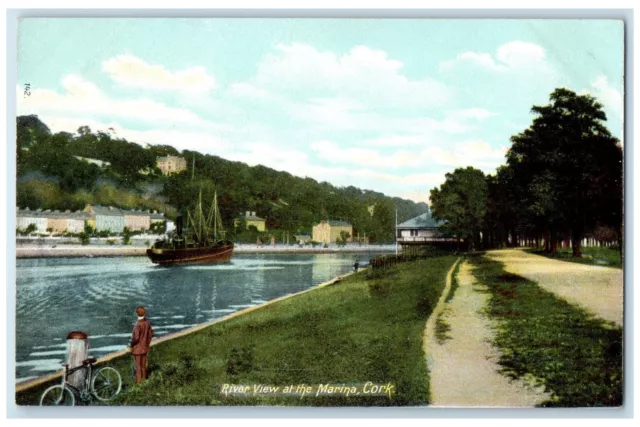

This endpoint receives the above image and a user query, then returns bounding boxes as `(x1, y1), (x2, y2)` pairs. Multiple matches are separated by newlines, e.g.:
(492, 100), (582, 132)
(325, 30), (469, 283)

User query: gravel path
(486, 249), (623, 327)
(426, 260), (550, 407)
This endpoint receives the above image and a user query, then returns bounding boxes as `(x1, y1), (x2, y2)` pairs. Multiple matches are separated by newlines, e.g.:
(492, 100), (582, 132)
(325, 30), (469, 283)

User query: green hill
(16, 115), (427, 243)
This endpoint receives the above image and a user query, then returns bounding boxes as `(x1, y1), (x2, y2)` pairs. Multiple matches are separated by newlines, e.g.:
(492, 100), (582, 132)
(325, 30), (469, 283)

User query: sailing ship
(146, 190), (234, 265)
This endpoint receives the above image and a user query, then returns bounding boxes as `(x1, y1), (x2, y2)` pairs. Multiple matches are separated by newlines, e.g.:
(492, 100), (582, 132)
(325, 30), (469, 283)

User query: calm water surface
(16, 253), (378, 382)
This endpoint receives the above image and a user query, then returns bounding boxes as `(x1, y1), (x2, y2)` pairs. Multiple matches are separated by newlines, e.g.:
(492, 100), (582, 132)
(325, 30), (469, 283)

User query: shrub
(78, 232), (90, 245)
(122, 227), (132, 245)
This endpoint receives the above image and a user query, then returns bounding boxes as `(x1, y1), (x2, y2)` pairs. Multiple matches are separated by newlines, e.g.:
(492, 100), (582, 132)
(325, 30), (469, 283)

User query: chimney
(246, 211), (250, 217)
(251, 211), (256, 217)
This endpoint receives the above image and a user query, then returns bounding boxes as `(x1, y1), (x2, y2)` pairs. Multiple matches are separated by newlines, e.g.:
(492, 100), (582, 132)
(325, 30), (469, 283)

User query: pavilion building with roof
(395, 210), (451, 248)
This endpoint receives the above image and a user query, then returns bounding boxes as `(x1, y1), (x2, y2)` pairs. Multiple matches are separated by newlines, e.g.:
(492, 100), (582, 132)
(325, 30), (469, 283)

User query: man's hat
(136, 306), (146, 317)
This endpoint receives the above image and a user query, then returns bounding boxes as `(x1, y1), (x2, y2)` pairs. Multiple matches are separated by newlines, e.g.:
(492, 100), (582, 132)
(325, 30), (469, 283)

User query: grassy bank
(17, 255), (458, 406)
(526, 246), (622, 269)
(468, 254), (623, 407)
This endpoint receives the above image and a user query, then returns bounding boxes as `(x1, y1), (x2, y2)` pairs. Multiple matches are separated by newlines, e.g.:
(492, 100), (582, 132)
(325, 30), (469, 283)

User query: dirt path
(486, 249), (623, 327)
(425, 260), (550, 407)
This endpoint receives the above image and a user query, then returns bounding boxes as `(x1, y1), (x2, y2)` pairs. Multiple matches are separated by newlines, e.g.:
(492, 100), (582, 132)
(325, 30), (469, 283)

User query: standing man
(129, 306), (154, 384)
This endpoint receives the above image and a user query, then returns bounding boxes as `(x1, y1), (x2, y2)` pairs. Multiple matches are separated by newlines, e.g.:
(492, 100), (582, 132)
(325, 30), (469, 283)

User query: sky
(16, 18), (624, 204)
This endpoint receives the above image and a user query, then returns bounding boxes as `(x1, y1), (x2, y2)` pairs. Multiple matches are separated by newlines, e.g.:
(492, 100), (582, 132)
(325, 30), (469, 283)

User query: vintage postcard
(12, 17), (624, 409)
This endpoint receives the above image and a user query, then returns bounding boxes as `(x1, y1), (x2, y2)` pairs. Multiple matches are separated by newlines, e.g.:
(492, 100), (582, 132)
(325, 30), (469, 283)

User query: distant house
(16, 208), (48, 234)
(83, 205), (125, 233)
(235, 211), (266, 232)
(65, 211), (90, 233)
(312, 220), (353, 244)
(395, 211), (446, 246)
(156, 156), (187, 175)
(122, 209), (151, 232)
(47, 211), (70, 233)
(47, 210), (90, 233)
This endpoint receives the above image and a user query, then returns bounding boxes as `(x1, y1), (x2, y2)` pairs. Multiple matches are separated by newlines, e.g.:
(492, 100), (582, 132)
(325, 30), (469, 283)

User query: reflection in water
(15, 252), (381, 381)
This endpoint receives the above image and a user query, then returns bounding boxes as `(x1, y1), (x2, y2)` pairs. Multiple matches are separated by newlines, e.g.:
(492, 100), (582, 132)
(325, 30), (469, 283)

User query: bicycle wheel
(91, 366), (122, 402)
(40, 385), (75, 406)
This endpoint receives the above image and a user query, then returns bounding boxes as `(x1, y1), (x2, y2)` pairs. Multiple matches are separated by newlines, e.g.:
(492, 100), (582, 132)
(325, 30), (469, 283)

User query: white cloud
(310, 140), (420, 169)
(225, 141), (309, 168)
(16, 75), (215, 128)
(292, 102), (479, 135)
(588, 75), (623, 117)
(364, 135), (426, 147)
(292, 97), (367, 129)
(440, 41), (552, 75)
(254, 43), (451, 109)
(102, 54), (216, 93)
(496, 41), (546, 68)
(31, 115), (231, 154)
(398, 191), (432, 205)
(580, 75), (624, 144)
(310, 138), (506, 173)
(420, 140), (506, 171)
(448, 108), (497, 121)
(228, 82), (269, 99)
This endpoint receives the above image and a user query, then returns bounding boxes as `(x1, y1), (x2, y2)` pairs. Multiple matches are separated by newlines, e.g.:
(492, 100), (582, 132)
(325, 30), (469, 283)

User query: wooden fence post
(66, 331), (89, 390)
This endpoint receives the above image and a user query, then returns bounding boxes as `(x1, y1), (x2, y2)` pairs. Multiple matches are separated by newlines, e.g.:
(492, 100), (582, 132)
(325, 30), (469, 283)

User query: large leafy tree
(430, 167), (488, 251)
(507, 88), (622, 257)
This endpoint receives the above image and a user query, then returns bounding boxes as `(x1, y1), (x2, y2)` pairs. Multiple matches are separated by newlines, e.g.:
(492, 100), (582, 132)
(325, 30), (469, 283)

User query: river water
(15, 253), (380, 382)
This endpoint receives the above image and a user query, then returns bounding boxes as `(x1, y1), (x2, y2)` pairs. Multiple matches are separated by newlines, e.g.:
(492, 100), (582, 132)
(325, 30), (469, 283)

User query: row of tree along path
(430, 88), (622, 259)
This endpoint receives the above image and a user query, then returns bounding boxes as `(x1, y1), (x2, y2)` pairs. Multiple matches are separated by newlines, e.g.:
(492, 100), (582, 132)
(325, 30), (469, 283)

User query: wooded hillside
(16, 115), (427, 243)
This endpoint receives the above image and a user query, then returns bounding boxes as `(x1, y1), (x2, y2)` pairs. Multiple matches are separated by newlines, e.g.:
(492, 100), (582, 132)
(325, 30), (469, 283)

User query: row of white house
(16, 205), (174, 235)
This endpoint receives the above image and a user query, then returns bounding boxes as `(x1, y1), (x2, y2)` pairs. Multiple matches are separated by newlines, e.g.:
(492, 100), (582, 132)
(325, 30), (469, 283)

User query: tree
(430, 167), (488, 251)
(24, 223), (37, 235)
(336, 230), (351, 246)
(369, 199), (395, 243)
(84, 224), (95, 236)
(78, 232), (90, 245)
(122, 227), (132, 245)
(507, 88), (622, 257)
(77, 125), (92, 136)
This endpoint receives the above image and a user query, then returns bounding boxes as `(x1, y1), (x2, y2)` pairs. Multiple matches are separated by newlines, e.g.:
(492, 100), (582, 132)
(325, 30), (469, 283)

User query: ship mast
(214, 191), (218, 240)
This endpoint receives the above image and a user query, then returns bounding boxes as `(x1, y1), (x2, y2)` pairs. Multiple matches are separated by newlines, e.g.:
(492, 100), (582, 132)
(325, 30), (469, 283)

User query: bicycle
(39, 357), (122, 406)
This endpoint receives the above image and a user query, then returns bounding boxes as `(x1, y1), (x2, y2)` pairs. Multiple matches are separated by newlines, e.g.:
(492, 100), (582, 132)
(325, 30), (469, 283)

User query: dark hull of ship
(146, 243), (234, 265)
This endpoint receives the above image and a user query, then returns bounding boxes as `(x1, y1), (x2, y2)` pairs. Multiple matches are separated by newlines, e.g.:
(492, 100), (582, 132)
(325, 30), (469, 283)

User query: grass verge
(445, 258), (462, 303)
(17, 255), (458, 406)
(434, 309), (452, 345)
(468, 254), (623, 407)
(526, 246), (622, 269)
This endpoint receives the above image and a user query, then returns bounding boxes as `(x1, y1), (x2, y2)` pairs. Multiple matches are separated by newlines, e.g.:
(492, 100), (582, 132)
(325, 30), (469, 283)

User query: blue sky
(16, 18), (624, 203)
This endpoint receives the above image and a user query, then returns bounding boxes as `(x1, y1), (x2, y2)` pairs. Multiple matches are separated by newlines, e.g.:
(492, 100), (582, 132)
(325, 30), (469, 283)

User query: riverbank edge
(15, 245), (396, 258)
(15, 270), (355, 393)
